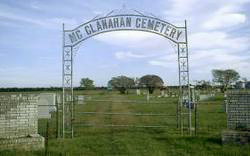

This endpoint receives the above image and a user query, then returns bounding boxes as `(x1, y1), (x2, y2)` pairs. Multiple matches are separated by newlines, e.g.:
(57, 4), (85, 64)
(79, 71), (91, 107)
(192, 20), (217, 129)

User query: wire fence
(36, 92), (228, 140)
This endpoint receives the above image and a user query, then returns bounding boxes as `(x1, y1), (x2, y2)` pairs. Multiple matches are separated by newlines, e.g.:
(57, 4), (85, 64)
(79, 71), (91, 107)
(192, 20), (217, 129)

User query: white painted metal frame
(62, 13), (191, 138)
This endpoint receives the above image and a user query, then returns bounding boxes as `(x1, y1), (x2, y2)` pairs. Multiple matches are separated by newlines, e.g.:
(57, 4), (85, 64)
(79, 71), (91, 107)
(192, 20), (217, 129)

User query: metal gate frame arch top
(62, 13), (191, 138)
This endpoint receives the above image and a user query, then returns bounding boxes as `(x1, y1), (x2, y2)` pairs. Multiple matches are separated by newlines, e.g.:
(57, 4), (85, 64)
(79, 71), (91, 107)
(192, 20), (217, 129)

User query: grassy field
(1, 90), (250, 155)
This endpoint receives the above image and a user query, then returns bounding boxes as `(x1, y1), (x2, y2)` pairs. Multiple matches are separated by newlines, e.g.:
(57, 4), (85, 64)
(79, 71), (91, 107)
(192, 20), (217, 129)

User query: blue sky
(0, 0), (249, 87)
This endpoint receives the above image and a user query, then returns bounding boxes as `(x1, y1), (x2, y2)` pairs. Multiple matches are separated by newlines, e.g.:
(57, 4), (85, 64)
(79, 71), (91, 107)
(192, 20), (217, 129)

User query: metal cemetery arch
(62, 10), (191, 138)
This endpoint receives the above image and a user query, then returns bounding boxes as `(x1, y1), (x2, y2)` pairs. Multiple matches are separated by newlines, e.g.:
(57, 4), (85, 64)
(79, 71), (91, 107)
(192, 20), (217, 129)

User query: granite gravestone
(222, 91), (250, 144)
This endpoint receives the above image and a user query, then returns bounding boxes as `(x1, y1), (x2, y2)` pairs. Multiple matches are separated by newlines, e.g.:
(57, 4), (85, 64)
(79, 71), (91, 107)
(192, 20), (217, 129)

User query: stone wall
(226, 91), (250, 130)
(0, 94), (39, 139)
(0, 135), (44, 150)
(222, 130), (250, 144)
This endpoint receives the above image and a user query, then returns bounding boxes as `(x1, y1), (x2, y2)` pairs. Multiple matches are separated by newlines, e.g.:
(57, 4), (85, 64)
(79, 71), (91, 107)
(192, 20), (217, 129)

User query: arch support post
(62, 23), (74, 138)
(177, 20), (191, 135)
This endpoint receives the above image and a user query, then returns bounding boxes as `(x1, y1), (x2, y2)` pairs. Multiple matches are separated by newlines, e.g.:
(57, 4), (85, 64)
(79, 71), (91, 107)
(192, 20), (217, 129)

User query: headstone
(107, 81), (112, 91)
(136, 89), (141, 95)
(222, 91), (250, 144)
(86, 96), (92, 100)
(75, 95), (85, 104)
(161, 90), (164, 96)
(199, 94), (214, 101)
(146, 91), (150, 101)
(56, 94), (62, 104)
(37, 93), (56, 119)
(222, 94), (228, 113)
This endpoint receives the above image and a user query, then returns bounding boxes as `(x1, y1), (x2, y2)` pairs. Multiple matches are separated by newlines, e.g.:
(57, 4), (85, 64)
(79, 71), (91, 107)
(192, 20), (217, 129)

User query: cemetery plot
(73, 93), (179, 136)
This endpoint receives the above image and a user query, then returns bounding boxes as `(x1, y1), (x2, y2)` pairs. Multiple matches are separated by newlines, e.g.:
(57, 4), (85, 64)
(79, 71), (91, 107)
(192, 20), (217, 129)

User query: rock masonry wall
(0, 94), (39, 139)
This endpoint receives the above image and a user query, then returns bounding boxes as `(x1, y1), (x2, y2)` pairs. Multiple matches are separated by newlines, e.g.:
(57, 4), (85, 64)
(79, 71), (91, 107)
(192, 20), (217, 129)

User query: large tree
(139, 75), (164, 94)
(80, 78), (95, 89)
(109, 75), (135, 94)
(212, 69), (240, 92)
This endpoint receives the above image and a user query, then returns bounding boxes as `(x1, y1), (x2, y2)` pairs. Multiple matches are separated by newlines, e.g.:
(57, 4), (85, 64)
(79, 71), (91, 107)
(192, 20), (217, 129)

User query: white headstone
(136, 89), (141, 95)
(161, 90), (164, 96)
(38, 93), (56, 119)
(146, 91), (150, 101)
(75, 95), (85, 104)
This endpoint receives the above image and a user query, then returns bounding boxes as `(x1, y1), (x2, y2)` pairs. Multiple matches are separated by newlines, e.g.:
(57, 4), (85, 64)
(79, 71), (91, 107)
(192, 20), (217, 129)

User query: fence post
(56, 94), (59, 138)
(195, 102), (198, 136)
(45, 119), (49, 155)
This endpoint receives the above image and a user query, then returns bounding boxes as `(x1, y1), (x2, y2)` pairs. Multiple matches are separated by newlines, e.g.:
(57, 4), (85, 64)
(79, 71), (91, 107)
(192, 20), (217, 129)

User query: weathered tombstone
(199, 94), (215, 101)
(222, 93), (228, 113)
(135, 77), (140, 96)
(161, 90), (165, 97)
(199, 95), (210, 101)
(86, 96), (92, 101)
(136, 89), (141, 95)
(74, 95), (85, 104)
(222, 91), (250, 144)
(37, 93), (56, 119)
(0, 94), (44, 150)
(56, 94), (62, 104)
(146, 90), (150, 101)
(107, 81), (112, 91)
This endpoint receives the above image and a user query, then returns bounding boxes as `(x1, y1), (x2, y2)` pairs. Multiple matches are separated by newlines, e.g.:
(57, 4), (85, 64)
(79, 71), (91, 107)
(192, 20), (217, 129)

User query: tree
(80, 78), (94, 89)
(212, 69), (240, 92)
(109, 75), (135, 94)
(139, 75), (164, 94)
(195, 80), (211, 90)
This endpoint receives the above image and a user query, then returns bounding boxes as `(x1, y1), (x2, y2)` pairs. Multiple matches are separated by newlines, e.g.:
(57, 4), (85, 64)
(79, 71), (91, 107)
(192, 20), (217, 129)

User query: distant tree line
(0, 87), (108, 92)
(2, 69), (248, 93)
(80, 75), (165, 94)
(195, 69), (250, 92)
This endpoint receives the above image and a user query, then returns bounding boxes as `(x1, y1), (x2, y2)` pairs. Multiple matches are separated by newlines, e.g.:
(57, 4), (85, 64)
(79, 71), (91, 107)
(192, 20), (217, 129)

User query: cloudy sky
(0, 0), (249, 87)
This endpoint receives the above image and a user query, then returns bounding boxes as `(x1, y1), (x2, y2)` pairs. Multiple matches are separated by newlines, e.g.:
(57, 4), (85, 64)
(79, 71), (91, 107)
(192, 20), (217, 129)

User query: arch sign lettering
(64, 15), (186, 47)
(62, 10), (191, 138)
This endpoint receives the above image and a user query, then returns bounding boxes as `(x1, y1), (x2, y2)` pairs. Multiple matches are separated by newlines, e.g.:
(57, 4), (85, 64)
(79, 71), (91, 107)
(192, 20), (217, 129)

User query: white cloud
(0, 0), (249, 87)
(203, 5), (247, 30)
(189, 31), (249, 52)
(168, 0), (200, 16)
(114, 51), (156, 60)
(190, 49), (250, 77)
(0, 11), (77, 29)
(148, 60), (175, 68)
(30, 1), (41, 10)
(94, 31), (155, 46)
(94, 30), (177, 53)
(148, 53), (177, 68)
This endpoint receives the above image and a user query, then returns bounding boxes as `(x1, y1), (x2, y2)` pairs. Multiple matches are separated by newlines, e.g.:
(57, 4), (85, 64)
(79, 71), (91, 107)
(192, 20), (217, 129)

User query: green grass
(1, 90), (250, 155)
